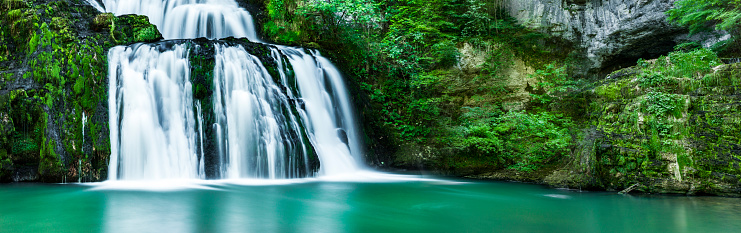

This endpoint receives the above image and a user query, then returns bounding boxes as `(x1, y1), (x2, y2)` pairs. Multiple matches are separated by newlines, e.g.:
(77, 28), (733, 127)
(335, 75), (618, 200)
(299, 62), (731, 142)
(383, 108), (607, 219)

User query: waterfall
(82, 112), (87, 154)
(211, 44), (314, 179)
(104, 0), (363, 180)
(108, 44), (205, 180)
(102, 0), (259, 41)
(278, 47), (360, 175)
(85, 0), (106, 12)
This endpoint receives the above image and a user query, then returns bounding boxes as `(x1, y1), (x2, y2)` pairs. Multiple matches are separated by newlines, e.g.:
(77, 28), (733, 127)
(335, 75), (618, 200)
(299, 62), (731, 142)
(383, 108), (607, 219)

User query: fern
(668, 0), (741, 34)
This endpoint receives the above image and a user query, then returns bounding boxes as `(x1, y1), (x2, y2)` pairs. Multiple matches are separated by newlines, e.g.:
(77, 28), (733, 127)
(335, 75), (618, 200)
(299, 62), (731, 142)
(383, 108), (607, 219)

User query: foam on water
(86, 172), (458, 191)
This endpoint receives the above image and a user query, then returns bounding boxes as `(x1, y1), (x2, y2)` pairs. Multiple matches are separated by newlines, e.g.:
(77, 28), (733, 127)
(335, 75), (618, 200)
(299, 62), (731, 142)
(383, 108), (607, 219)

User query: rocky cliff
(505, 0), (687, 76)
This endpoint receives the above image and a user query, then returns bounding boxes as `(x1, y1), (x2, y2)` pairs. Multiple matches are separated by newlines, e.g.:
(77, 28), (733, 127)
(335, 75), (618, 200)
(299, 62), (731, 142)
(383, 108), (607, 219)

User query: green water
(1, 177), (740, 232)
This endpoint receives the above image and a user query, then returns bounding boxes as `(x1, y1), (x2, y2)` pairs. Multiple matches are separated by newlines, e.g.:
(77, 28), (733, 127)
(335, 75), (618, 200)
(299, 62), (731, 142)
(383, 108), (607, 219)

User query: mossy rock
(0, 149), (12, 179)
(1, 0), (29, 10)
(90, 13), (114, 32)
(111, 14), (163, 44)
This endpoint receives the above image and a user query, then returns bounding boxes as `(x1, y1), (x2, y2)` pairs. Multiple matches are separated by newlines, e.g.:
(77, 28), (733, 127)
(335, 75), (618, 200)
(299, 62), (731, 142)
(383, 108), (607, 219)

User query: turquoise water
(1, 176), (740, 232)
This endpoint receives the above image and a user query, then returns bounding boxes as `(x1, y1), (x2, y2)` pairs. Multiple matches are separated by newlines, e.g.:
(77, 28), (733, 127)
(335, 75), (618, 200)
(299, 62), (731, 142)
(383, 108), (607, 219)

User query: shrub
(459, 111), (572, 172)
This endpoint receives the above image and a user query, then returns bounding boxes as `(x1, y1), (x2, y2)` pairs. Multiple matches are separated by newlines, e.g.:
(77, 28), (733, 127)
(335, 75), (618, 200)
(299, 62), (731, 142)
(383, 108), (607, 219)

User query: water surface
(1, 176), (739, 232)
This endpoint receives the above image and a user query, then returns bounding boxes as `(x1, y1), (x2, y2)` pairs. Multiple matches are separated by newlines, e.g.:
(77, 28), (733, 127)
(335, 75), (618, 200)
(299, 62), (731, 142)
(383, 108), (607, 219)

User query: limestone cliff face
(506, 0), (683, 76)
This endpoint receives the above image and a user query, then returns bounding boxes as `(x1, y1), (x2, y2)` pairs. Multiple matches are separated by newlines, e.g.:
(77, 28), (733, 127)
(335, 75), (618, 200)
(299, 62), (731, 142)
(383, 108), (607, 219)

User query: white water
(81, 112), (87, 153)
(278, 47), (360, 175)
(103, 0), (363, 180)
(108, 44), (204, 180)
(195, 100), (206, 177)
(85, 0), (106, 12)
(102, 0), (259, 41)
(212, 45), (313, 179)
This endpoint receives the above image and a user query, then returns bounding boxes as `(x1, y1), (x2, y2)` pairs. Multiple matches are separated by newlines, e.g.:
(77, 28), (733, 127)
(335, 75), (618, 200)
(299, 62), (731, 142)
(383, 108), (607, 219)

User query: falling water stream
(102, 0), (259, 40)
(103, 0), (361, 180)
(108, 44), (204, 180)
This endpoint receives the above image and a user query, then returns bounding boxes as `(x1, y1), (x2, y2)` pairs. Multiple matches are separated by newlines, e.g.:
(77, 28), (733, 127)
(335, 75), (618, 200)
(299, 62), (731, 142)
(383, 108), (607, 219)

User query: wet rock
(12, 166), (38, 182)
(337, 129), (348, 145)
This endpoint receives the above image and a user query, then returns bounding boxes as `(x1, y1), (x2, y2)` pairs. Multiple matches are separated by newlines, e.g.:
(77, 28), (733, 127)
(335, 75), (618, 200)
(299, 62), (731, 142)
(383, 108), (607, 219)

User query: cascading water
(278, 47), (361, 176)
(104, 0), (363, 180)
(102, 0), (258, 41)
(211, 44), (314, 179)
(85, 0), (106, 12)
(108, 44), (205, 180)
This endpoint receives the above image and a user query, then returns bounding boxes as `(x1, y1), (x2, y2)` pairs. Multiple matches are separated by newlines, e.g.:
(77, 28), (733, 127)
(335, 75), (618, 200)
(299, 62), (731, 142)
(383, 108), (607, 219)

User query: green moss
(189, 44), (216, 100)
(0, 0), (158, 181)
(596, 79), (631, 101)
(589, 48), (741, 192)
(0, 148), (11, 176)
(111, 15), (163, 44)
(38, 136), (62, 177)
(50, 16), (75, 43)
(134, 23), (160, 42)
(91, 13), (114, 31)
(641, 92), (685, 118)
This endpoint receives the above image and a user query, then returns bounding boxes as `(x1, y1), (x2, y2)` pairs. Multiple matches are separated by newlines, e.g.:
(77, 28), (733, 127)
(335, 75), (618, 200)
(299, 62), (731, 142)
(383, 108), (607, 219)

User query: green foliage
(374, 0), (461, 73)
(299, 0), (381, 30)
(263, 0), (299, 44)
(668, 0), (741, 55)
(632, 48), (721, 92)
(462, 124), (502, 154)
(459, 0), (513, 37)
(530, 63), (573, 105)
(667, 0), (741, 34)
(662, 48), (721, 78)
(638, 70), (677, 89)
(641, 92), (685, 118)
(474, 41), (514, 80)
(457, 110), (572, 172)
(1, 89), (45, 170)
(429, 40), (460, 69)
(0, 149), (11, 177)
(674, 41), (702, 52)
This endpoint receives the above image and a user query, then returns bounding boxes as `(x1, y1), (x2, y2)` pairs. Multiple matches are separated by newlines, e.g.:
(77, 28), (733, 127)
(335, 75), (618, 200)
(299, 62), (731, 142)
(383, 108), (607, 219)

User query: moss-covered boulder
(0, 0), (165, 182)
(90, 13), (163, 44)
(111, 14), (163, 44)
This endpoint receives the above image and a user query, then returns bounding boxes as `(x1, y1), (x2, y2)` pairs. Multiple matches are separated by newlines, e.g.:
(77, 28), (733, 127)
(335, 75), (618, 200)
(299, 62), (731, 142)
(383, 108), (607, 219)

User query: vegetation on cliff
(668, 0), (741, 56)
(580, 48), (741, 195)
